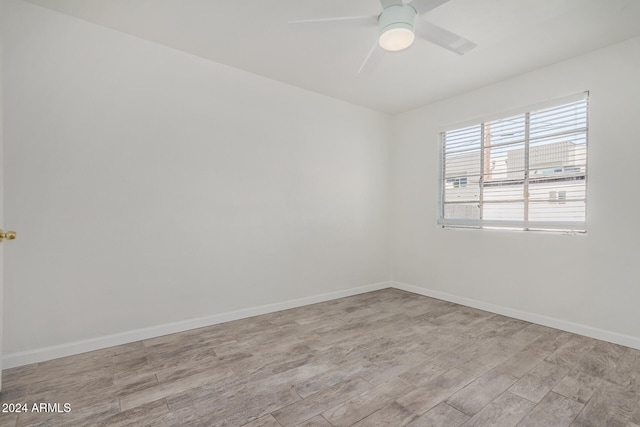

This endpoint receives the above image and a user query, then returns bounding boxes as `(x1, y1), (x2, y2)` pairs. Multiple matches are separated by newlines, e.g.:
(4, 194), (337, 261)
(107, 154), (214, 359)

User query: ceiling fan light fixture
(377, 4), (417, 52)
(379, 25), (415, 51)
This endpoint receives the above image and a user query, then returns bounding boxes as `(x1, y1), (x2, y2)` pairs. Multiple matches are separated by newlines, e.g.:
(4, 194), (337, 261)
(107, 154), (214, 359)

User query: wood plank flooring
(1, 288), (640, 426)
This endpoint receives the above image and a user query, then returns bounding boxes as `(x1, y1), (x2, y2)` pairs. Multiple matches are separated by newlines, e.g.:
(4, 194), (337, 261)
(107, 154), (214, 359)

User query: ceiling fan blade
(359, 42), (386, 74)
(380, 0), (403, 8)
(415, 20), (477, 55)
(408, 0), (450, 15)
(289, 15), (378, 30)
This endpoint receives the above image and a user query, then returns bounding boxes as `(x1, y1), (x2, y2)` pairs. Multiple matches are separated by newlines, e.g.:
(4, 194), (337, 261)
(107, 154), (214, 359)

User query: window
(447, 177), (468, 188)
(439, 93), (588, 232)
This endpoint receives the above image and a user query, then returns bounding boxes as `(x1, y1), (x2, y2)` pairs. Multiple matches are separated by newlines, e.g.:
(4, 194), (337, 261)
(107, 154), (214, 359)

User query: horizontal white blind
(439, 94), (588, 232)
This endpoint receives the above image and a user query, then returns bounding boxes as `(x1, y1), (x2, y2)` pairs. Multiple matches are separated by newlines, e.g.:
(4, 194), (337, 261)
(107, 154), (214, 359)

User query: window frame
(437, 92), (589, 233)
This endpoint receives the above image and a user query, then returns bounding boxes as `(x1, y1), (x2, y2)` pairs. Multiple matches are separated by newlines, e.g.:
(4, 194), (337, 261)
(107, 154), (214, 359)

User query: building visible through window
(439, 93), (588, 232)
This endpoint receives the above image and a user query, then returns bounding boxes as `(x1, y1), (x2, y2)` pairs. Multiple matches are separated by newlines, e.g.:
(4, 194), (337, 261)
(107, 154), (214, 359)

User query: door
(1, 41), (4, 391)
(0, 40), (17, 392)
(0, 20), (17, 393)
(1, 40), (4, 391)
(0, 33), (18, 392)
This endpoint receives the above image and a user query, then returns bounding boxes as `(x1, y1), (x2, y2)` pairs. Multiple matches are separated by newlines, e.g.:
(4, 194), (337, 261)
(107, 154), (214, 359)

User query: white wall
(1, 0), (391, 359)
(4, 0), (640, 367)
(392, 36), (640, 343)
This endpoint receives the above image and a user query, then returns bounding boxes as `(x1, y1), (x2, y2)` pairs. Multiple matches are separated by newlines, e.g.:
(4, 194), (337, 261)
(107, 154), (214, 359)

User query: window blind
(439, 93), (588, 232)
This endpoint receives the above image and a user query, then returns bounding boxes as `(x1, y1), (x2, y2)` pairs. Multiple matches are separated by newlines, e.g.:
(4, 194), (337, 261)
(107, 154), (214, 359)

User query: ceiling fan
(289, 0), (476, 73)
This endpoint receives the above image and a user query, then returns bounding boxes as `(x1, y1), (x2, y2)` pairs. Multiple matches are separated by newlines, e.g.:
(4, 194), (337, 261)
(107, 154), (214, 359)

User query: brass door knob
(0, 229), (17, 243)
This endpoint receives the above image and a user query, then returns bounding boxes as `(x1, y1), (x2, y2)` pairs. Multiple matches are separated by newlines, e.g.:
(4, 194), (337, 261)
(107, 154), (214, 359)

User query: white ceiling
(23, 0), (640, 114)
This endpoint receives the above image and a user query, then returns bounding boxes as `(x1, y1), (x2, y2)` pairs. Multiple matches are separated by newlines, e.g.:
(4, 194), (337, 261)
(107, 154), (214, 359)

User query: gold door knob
(0, 229), (17, 242)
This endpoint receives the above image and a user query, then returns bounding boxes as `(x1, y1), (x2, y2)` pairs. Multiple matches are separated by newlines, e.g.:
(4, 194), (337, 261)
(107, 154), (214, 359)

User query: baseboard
(392, 281), (640, 351)
(7, 279), (639, 368)
(3, 281), (392, 369)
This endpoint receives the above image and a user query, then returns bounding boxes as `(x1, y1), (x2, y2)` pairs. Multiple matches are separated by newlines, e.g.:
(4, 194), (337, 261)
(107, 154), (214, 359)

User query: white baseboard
(392, 281), (640, 351)
(6, 279), (640, 368)
(3, 281), (392, 369)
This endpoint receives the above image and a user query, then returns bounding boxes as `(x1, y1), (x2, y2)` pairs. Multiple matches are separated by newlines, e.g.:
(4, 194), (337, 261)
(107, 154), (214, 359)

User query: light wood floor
(2, 288), (640, 426)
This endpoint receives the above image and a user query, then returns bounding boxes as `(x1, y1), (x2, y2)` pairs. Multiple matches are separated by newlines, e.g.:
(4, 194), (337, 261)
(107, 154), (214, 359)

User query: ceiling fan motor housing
(378, 5), (418, 51)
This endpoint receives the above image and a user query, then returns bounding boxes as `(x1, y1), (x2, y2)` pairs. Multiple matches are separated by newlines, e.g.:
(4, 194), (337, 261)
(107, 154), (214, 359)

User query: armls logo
(2, 403), (71, 413)
(30, 403), (71, 413)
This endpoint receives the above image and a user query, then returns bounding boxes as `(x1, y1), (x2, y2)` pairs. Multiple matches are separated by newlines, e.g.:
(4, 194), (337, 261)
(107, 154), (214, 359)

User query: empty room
(1, 0), (640, 426)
